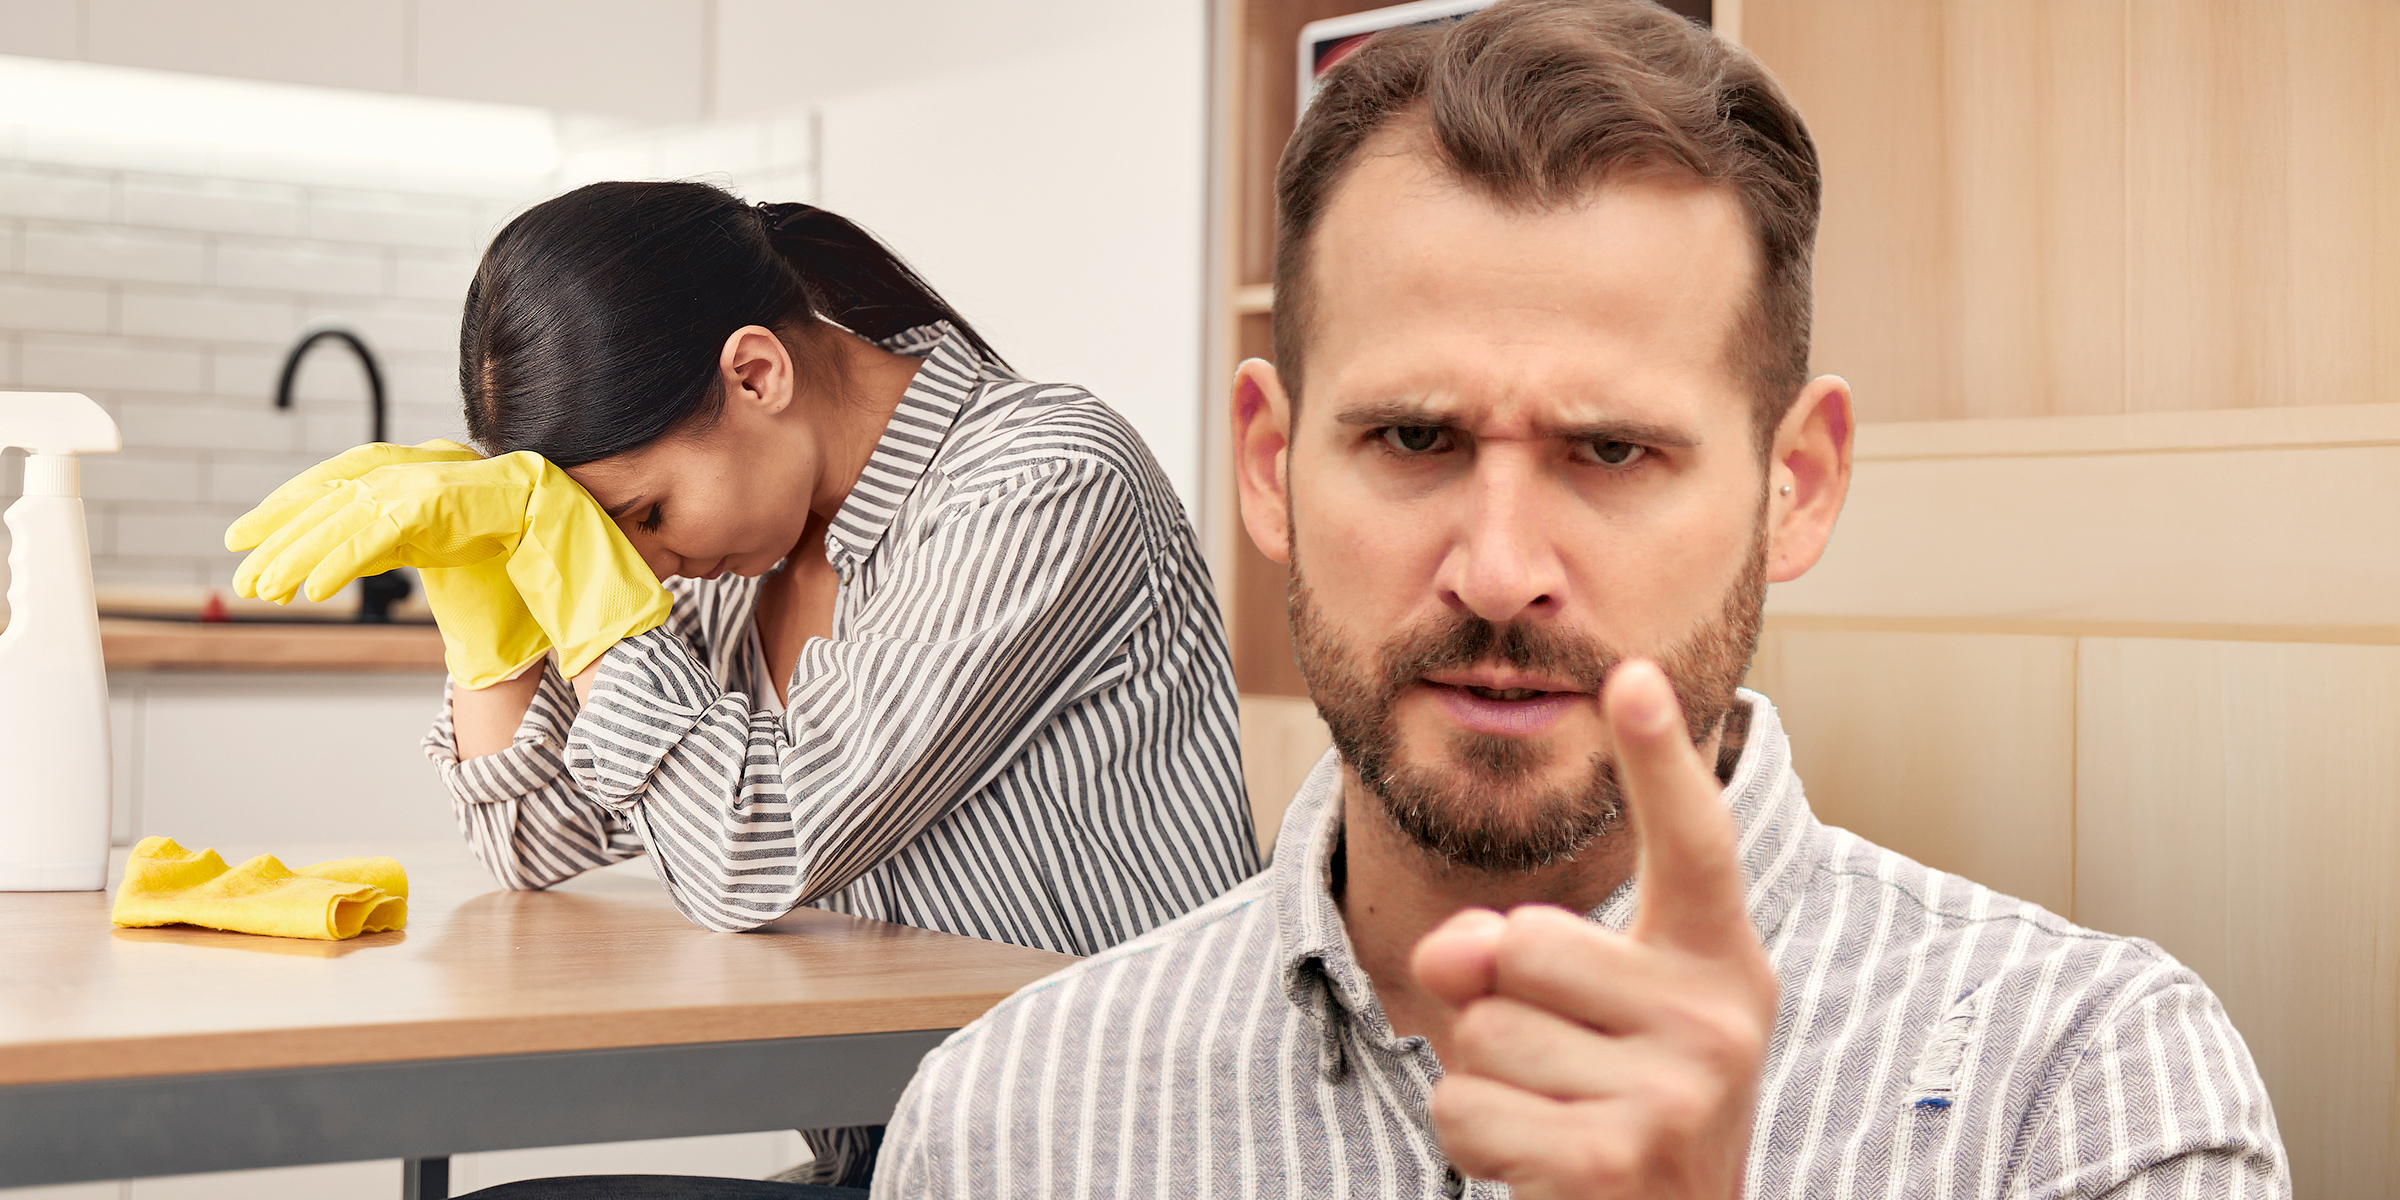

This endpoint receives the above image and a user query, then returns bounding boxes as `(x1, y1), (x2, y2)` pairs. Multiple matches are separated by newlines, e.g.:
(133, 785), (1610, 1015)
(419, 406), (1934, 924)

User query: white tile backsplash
(0, 278), (113, 334)
(81, 452), (205, 504)
(300, 296), (465, 356)
(390, 248), (479, 301)
(113, 399), (297, 453)
(0, 165), (115, 221)
(202, 455), (313, 506)
(208, 235), (387, 295)
(120, 287), (303, 344)
(305, 189), (491, 249)
(112, 507), (246, 559)
(21, 335), (208, 393)
(0, 86), (814, 604)
(120, 177), (306, 238)
(23, 224), (209, 285)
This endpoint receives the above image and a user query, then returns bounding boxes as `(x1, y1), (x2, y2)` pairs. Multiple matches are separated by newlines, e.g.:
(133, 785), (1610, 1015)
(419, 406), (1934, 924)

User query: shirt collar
(1272, 689), (1823, 1051)
(821, 322), (1001, 574)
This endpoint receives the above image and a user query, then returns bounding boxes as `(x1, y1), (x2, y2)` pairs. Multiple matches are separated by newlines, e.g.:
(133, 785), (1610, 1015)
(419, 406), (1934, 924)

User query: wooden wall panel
(1946, 1), (2127, 420)
(1745, 0), (2396, 423)
(2075, 638), (2400, 1198)
(1766, 405), (2400, 634)
(1745, 0), (1958, 421)
(1237, 694), (1333, 857)
(1773, 445), (2400, 632)
(1747, 628), (2078, 916)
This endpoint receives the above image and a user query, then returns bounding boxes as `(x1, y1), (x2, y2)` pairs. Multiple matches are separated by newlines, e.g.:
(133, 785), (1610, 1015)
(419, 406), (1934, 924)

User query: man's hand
(1411, 659), (1779, 1200)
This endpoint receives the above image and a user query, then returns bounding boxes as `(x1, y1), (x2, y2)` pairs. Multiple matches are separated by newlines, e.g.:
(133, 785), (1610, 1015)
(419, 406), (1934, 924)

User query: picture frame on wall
(1296, 0), (1492, 113)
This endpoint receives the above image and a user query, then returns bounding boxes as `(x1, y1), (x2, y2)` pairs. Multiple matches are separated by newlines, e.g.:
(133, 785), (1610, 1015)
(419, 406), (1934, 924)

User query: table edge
(0, 994), (1004, 1086)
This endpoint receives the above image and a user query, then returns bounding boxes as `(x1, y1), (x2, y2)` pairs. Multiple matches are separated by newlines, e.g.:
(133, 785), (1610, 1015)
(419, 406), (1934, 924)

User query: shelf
(99, 619), (448, 673)
(1233, 283), (1275, 315)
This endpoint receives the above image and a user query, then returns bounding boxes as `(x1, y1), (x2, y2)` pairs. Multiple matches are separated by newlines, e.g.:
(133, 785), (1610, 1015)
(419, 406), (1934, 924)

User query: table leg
(402, 1156), (449, 1199)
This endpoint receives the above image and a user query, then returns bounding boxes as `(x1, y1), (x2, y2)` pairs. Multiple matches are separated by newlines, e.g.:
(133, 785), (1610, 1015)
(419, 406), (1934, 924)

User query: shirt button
(1441, 1164), (1465, 1198)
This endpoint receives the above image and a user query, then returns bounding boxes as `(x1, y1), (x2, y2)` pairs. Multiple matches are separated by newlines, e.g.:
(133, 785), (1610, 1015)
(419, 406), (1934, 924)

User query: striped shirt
(876, 689), (2288, 1198)
(422, 323), (1259, 953)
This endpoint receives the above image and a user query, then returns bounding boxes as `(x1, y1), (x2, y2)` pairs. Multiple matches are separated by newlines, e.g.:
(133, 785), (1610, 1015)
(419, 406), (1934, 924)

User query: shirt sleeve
(423, 657), (646, 889)
(563, 456), (1156, 933)
(2010, 971), (2289, 1199)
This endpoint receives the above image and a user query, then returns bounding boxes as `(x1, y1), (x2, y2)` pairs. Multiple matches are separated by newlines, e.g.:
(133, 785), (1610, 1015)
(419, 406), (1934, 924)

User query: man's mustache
(1377, 613), (1621, 698)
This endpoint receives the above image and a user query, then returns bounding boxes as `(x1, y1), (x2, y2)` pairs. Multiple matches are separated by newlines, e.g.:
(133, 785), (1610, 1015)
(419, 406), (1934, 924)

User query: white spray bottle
(0, 393), (121, 891)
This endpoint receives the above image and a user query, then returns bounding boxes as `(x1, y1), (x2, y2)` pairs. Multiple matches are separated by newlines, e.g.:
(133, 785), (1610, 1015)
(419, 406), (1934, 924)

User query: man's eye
(1382, 426), (1448, 454)
(1585, 440), (1646, 468)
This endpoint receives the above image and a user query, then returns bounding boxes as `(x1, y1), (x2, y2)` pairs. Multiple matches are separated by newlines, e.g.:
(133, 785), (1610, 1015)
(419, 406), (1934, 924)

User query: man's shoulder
(1810, 824), (2168, 959)
(919, 868), (1279, 1066)
(1750, 824), (2282, 1190)
(1801, 823), (2194, 1007)
(1788, 824), (2239, 1102)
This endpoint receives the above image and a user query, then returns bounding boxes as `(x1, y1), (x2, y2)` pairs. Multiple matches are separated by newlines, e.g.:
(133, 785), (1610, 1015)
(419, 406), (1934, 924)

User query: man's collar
(1271, 689), (1823, 1050)
(822, 321), (1001, 576)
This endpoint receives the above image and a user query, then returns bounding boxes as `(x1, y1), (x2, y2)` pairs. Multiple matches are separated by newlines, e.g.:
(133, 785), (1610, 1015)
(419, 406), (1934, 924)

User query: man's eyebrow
(1331, 401), (1701, 448)
(1333, 400), (1456, 429)
(1549, 419), (1700, 449)
(604, 494), (646, 519)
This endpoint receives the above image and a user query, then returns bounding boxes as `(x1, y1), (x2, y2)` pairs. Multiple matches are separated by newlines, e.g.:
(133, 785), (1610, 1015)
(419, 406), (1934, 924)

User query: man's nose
(1437, 456), (1568, 624)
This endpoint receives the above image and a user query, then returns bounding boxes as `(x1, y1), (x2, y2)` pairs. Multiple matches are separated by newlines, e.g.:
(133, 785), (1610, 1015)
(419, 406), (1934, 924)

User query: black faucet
(274, 326), (411, 623)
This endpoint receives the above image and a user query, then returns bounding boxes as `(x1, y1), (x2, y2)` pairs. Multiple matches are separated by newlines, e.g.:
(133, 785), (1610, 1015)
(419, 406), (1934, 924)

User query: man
(872, 1), (2287, 1196)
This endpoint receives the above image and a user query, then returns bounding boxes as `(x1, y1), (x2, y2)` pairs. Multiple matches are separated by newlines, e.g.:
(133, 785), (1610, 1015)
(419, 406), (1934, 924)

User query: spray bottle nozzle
(0, 393), (120, 458)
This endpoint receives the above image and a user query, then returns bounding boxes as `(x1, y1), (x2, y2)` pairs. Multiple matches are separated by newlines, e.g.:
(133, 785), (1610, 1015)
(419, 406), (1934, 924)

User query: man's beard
(1288, 513), (1768, 875)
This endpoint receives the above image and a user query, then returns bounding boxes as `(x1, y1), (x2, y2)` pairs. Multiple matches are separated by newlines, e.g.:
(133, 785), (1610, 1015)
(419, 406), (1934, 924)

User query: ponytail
(462, 181), (1002, 467)
(754, 202), (1008, 369)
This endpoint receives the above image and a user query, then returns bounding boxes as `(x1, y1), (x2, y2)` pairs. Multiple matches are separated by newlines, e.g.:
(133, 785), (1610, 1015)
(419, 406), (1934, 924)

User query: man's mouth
(1423, 680), (1588, 737)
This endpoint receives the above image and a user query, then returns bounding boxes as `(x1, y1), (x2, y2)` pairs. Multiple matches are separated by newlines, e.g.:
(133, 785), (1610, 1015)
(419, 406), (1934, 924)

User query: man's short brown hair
(1272, 0), (1821, 452)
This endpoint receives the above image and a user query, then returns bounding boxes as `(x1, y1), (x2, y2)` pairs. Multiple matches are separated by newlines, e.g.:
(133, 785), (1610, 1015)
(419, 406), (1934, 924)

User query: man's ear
(1765, 374), (1853, 583)
(1233, 358), (1295, 565)
(720, 325), (796, 416)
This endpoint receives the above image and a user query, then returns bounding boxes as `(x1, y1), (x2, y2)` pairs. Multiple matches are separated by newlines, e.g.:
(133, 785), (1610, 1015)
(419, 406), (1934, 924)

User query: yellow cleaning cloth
(111, 837), (409, 941)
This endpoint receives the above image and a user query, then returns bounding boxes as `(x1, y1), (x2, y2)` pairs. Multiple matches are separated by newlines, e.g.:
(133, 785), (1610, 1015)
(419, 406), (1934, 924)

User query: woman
(228, 181), (1258, 1188)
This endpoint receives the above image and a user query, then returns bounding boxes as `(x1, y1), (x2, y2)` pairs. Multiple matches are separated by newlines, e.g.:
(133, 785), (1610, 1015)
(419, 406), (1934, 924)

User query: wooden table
(0, 842), (1078, 1195)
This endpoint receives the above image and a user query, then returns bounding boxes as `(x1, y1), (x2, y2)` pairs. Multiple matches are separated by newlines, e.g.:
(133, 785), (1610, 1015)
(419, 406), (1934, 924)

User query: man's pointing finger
(1603, 659), (1753, 957)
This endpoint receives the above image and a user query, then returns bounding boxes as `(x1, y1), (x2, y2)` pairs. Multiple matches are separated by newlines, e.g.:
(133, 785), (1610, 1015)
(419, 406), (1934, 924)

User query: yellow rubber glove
(227, 442), (553, 688)
(226, 447), (671, 678)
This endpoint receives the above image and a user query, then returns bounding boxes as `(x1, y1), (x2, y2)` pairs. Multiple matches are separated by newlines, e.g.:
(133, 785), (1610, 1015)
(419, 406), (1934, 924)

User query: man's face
(1269, 141), (1775, 873)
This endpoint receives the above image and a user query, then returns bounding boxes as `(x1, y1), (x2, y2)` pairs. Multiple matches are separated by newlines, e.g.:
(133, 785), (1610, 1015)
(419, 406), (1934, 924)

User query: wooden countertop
(100, 618), (449, 672)
(0, 841), (1080, 1086)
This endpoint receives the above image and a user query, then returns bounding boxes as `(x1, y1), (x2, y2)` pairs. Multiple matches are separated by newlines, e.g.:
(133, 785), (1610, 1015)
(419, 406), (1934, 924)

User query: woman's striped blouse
(422, 323), (1259, 955)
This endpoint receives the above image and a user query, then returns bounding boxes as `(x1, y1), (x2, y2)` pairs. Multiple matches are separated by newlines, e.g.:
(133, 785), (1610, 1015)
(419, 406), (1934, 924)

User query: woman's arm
(431, 656), (667, 890)
(563, 457), (1157, 932)
(453, 662), (543, 759)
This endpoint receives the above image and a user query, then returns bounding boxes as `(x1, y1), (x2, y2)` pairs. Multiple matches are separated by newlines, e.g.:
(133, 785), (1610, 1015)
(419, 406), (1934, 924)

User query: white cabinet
(106, 671), (456, 847)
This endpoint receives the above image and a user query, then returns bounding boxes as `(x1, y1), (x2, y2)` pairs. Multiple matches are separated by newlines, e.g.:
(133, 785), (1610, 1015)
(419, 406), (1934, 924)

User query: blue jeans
(454, 1178), (866, 1199)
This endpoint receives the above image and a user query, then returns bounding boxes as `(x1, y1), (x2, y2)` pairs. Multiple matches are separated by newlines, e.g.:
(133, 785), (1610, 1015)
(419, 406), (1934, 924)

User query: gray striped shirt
(876, 690), (2287, 1197)
(423, 323), (1259, 953)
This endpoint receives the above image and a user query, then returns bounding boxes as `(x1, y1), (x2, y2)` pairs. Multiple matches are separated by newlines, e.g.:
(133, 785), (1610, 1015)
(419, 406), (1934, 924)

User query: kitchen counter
(101, 618), (446, 672)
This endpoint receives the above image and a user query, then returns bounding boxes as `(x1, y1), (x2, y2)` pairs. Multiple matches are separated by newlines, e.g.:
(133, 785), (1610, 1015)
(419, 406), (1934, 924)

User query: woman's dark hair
(460, 181), (1005, 466)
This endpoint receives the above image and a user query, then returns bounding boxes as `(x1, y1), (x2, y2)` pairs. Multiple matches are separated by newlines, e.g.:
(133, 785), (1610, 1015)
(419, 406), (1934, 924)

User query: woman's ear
(1765, 374), (1853, 583)
(1233, 358), (1295, 565)
(720, 325), (797, 416)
